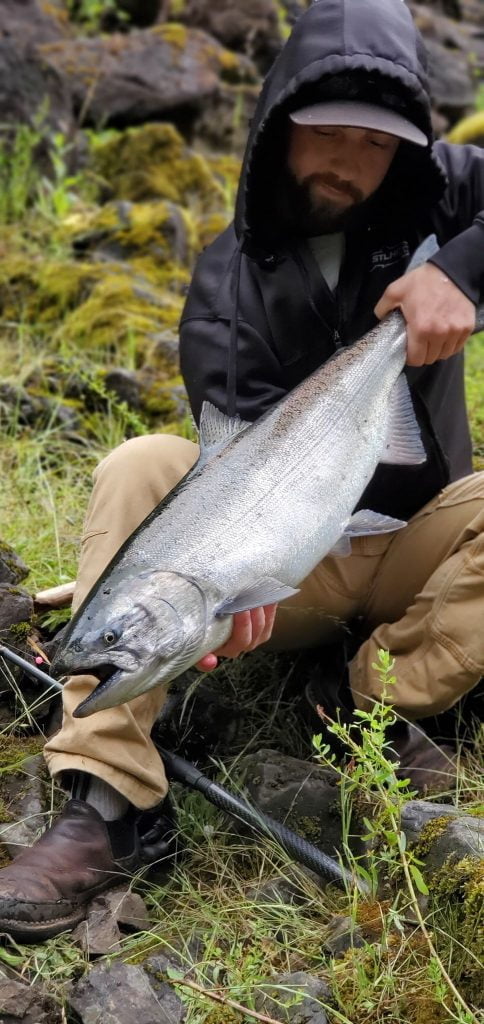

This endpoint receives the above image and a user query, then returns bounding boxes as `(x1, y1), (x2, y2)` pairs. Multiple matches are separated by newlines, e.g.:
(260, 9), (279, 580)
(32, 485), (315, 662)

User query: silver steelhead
(52, 237), (483, 717)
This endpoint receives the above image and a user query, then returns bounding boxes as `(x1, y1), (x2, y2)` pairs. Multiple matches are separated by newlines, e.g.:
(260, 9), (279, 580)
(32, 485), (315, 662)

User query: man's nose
(330, 141), (360, 177)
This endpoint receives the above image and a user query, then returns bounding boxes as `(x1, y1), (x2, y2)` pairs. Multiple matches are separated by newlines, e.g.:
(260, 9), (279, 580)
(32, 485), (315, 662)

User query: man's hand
(374, 262), (476, 367)
(196, 604), (278, 671)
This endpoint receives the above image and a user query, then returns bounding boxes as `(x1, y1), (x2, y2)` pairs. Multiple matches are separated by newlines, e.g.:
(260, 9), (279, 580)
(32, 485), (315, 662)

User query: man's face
(286, 122), (400, 233)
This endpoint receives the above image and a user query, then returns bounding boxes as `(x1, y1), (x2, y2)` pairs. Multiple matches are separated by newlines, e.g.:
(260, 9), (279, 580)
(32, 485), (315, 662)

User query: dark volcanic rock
(0, 755), (45, 858)
(0, 39), (72, 133)
(401, 799), (461, 845)
(255, 971), (331, 1024)
(37, 25), (257, 136)
(0, 383), (81, 434)
(0, 584), (34, 639)
(0, 0), (72, 132)
(423, 815), (484, 872)
(175, 0), (285, 72)
(0, 0), (70, 50)
(104, 368), (142, 410)
(411, 2), (484, 124)
(71, 887), (149, 955)
(0, 967), (61, 1024)
(239, 749), (353, 863)
(68, 961), (184, 1024)
(0, 542), (29, 586)
(322, 914), (365, 957)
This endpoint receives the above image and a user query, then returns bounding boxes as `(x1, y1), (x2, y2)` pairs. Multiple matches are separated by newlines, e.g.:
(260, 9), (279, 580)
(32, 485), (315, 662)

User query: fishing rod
(0, 644), (368, 894)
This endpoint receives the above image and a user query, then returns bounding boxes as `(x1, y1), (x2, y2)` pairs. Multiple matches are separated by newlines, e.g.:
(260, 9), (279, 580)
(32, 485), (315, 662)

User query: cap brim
(290, 100), (427, 147)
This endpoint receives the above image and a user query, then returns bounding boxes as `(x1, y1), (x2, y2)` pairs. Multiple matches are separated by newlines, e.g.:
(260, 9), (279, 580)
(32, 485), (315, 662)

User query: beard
(274, 167), (368, 236)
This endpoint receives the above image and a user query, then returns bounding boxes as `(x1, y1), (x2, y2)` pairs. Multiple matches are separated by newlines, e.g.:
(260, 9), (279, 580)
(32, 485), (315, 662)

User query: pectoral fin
(380, 375), (426, 466)
(217, 578), (300, 616)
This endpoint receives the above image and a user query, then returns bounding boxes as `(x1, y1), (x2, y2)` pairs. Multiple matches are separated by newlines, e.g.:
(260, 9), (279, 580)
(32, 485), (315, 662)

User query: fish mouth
(72, 664), (126, 718)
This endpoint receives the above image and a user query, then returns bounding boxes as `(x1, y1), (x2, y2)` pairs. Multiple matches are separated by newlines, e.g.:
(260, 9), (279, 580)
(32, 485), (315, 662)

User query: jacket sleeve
(429, 141), (484, 305)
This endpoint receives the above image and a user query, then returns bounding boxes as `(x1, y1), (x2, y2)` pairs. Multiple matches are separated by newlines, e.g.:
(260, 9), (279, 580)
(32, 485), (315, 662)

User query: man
(0, 0), (483, 942)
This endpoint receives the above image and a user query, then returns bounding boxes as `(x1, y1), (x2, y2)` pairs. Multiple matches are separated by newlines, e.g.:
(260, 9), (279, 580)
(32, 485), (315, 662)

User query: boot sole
(0, 877), (130, 944)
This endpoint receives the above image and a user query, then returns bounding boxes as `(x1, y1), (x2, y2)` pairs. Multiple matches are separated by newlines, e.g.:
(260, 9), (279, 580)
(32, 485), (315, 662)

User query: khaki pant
(44, 435), (484, 808)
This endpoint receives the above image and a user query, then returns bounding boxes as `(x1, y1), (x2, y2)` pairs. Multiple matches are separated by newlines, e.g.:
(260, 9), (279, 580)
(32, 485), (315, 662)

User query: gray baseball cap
(289, 100), (427, 147)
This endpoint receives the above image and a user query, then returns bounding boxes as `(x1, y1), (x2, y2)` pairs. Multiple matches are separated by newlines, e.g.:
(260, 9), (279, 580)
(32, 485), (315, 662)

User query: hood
(235, 0), (447, 249)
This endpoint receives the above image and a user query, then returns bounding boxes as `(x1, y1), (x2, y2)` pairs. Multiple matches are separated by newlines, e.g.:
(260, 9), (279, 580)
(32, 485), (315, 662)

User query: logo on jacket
(370, 241), (410, 271)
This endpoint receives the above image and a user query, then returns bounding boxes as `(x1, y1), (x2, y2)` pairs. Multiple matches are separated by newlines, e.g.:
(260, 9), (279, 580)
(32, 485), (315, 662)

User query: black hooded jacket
(179, 0), (484, 521)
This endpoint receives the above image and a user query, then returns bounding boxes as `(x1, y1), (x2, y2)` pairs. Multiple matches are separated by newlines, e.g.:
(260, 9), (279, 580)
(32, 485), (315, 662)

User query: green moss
(429, 856), (484, 1005)
(0, 735), (44, 772)
(202, 1009), (243, 1024)
(410, 816), (451, 860)
(91, 123), (226, 212)
(152, 22), (188, 49)
(287, 814), (322, 845)
(0, 542), (28, 583)
(8, 621), (32, 642)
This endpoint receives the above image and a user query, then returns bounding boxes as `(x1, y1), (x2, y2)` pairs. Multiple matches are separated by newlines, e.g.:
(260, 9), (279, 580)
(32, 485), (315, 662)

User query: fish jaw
(51, 570), (230, 717)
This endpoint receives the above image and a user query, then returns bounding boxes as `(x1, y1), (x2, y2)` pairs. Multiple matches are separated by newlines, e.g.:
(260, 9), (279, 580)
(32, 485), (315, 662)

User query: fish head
(52, 569), (213, 717)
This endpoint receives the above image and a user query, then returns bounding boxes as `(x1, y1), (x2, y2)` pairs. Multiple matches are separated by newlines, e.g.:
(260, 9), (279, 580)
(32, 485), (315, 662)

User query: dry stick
(167, 976), (283, 1024)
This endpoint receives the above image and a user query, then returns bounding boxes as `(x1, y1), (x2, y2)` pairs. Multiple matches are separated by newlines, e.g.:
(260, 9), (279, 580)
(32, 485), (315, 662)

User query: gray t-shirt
(308, 232), (345, 292)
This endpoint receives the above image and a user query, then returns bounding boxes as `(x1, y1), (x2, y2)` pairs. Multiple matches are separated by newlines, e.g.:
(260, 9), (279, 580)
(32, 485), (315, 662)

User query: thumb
(374, 292), (397, 321)
(374, 279), (404, 321)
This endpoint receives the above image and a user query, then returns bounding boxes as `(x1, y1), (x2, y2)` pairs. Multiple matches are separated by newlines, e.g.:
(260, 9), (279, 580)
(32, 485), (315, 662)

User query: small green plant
(66, 0), (128, 32)
(313, 649), (480, 1022)
(0, 123), (42, 224)
(475, 84), (484, 113)
(35, 133), (82, 222)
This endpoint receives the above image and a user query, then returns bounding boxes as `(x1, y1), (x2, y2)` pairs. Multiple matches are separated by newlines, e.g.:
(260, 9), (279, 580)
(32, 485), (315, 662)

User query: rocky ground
(0, 0), (483, 1021)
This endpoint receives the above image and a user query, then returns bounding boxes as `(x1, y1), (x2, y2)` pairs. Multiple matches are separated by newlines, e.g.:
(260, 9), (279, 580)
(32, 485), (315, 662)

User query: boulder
(0, 543), (29, 587)
(238, 749), (357, 862)
(423, 815), (484, 873)
(173, 0), (285, 72)
(410, 3), (484, 125)
(0, 0), (70, 50)
(0, 39), (72, 134)
(0, 754), (45, 858)
(37, 25), (257, 141)
(0, 584), (34, 640)
(68, 961), (185, 1024)
(255, 971), (331, 1024)
(321, 914), (365, 957)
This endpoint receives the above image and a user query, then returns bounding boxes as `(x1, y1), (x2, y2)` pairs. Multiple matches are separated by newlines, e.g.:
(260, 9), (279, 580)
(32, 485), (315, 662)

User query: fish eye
(103, 629), (119, 645)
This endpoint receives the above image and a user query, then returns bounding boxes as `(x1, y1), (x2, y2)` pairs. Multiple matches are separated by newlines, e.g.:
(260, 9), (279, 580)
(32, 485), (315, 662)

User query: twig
(167, 975), (283, 1023)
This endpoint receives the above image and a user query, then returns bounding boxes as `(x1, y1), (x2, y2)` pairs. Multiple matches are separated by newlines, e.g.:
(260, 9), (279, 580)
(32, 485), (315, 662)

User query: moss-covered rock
(91, 122), (239, 214)
(428, 856), (483, 1005)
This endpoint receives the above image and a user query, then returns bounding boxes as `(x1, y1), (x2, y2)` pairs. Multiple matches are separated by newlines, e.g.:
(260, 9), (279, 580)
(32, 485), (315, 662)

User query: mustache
(305, 172), (364, 203)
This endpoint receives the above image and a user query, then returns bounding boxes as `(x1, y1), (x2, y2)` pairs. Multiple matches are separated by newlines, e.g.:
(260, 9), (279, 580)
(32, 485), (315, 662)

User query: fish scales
(111, 316), (406, 592)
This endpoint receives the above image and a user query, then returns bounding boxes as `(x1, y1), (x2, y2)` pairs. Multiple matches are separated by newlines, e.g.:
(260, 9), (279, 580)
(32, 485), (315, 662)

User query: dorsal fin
(406, 234), (439, 273)
(198, 401), (251, 465)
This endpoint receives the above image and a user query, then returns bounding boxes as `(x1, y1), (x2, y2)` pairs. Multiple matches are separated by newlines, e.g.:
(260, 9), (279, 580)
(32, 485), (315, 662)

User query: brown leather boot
(0, 800), (143, 942)
(387, 721), (458, 793)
